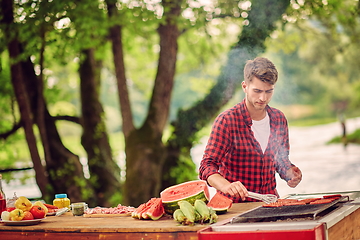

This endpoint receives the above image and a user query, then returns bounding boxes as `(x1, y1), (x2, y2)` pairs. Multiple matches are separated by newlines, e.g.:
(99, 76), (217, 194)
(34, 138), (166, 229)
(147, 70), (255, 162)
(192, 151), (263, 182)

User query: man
(199, 57), (302, 202)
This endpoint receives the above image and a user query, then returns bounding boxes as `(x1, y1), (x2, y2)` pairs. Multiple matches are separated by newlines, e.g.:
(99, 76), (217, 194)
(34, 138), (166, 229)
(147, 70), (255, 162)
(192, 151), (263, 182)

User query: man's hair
(243, 57), (278, 85)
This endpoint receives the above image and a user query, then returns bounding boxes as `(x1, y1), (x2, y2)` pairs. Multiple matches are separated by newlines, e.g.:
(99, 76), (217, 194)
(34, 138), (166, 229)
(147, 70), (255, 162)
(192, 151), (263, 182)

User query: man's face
(242, 77), (275, 111)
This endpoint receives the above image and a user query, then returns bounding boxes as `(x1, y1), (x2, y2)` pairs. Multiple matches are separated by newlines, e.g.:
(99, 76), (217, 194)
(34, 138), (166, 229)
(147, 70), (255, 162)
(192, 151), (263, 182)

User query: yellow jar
(53, 194), (71, 208)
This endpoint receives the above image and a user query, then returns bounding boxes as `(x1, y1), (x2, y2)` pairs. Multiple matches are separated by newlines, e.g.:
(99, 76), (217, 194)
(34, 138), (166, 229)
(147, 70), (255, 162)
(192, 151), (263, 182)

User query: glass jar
(53, 194), (71, 208)
(71, 202), (88, 216)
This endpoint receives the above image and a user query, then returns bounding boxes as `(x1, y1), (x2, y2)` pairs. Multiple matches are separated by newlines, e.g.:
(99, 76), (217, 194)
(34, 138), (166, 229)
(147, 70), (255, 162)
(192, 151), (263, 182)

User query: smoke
(220, 46), (264, 103)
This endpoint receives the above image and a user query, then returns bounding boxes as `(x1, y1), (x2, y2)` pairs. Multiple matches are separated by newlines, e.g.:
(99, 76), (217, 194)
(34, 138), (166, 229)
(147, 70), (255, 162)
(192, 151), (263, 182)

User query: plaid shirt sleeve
(199, 113), (230, 182)
(272, 111), (293, 181)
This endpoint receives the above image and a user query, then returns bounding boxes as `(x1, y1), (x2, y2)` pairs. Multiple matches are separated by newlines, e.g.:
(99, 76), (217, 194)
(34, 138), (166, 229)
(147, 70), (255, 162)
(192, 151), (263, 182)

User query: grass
(327, 128), (360, 145)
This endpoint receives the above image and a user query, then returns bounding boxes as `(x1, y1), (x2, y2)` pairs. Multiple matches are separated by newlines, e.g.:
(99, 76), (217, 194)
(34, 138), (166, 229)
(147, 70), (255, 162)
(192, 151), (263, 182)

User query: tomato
(33, 201), (48, 214)
(6, 207), (15, 212)
(30, 206), (46, 219)
(23, 211), (34, 220)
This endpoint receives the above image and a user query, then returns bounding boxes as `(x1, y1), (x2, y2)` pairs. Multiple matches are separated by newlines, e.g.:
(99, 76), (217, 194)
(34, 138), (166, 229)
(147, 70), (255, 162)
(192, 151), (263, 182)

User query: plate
(1, 218), (45, 226)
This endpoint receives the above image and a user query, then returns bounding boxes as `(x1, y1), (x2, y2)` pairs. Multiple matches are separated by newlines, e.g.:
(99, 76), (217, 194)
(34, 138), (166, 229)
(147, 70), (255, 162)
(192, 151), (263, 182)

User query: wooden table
(0, 202), (261, 240)
(1, 202), (359, 240)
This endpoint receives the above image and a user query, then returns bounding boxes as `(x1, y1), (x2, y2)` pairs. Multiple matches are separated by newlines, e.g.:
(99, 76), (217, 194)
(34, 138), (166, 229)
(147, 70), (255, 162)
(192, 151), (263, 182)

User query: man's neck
(246, 102), (267, 121)
(250, 109), (267, 121)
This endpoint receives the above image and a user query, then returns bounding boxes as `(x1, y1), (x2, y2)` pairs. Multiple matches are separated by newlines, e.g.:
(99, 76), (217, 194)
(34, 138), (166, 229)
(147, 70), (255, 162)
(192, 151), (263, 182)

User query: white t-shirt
(251, 112), (270, 153)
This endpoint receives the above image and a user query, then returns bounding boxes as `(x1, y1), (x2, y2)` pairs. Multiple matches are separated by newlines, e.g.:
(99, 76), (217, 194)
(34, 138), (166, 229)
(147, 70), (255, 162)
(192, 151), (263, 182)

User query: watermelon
(207, 192), (233, 214)
(143, 198), (165, 220)
(160, 180), (210, 214)
(132, 198), (165, 220)
(132, 202), (147, 219)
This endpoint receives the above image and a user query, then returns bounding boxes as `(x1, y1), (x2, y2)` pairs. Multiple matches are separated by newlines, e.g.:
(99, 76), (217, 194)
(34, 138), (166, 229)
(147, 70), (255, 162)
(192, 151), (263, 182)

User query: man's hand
(207, 174), (248, 201)
(221, 181), (249, 201)
(286, 166), (302, 188)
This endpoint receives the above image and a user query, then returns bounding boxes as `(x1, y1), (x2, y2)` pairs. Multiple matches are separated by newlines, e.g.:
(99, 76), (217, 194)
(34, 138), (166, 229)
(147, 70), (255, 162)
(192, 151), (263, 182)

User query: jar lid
(55, 193), (68, 198)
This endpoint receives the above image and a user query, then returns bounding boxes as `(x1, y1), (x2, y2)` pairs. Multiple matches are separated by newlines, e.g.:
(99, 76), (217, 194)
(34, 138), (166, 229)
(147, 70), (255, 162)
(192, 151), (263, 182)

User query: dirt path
(276, 117), (360, 197)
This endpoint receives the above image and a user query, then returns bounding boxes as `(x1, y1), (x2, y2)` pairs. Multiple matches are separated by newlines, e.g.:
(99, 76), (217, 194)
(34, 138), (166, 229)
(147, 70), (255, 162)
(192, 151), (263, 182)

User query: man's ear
(241, 81), (247, 92)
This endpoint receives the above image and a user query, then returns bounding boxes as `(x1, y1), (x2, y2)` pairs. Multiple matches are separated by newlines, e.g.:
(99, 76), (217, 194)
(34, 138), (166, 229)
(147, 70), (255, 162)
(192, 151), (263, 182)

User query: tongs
(55, 207), (69, 216)
(248, 191), (278, 204)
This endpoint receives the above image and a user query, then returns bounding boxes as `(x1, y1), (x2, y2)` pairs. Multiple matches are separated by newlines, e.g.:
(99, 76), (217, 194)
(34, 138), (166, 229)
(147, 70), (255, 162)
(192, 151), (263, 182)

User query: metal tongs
(248, 191), (278, 204)
(55, 207), (69, 216)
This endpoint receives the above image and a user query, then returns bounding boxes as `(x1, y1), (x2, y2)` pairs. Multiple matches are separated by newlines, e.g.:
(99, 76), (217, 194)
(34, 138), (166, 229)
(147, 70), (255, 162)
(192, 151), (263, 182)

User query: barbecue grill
(198, 191), (360, 240)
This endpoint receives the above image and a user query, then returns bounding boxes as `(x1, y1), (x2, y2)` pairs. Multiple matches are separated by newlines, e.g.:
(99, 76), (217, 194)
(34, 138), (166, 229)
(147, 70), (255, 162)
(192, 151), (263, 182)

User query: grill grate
(231, 196), (348, 223)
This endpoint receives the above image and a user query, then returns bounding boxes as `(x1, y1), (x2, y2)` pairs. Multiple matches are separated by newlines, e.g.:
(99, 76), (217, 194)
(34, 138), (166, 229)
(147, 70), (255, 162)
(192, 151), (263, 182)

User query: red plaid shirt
(199, 99), (293, 203)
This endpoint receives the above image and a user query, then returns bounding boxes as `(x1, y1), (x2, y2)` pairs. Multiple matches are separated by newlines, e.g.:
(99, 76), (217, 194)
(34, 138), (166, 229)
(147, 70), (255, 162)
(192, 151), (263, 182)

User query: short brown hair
(244, 57), (278, 85)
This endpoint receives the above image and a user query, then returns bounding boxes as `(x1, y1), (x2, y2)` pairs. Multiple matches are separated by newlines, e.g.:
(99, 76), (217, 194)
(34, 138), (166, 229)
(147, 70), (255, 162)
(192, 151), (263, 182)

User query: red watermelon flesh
(133, 198), (159, 219)
(160, 180), (210, 201)
(207, 192), (233, 214)
(160, 180), (210, 214)
(132, 203), (146, 219)
(144, 198), (165, 220)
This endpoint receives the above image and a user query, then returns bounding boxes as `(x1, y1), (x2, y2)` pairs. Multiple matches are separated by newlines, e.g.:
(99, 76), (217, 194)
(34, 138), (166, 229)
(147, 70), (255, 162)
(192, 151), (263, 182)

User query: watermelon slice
(160, 180), (210, 214)
(132, 198), (165, 220)
(207, 192), (233, 214)
(143, 198), (165, 220)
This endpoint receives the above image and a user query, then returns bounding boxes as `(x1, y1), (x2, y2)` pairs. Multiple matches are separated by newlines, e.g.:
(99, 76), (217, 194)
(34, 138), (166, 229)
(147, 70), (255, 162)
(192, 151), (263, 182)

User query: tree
(267, 0), (360, 118)
(79, 47), (122, 206)
(106, 0), (290, 206)
(0, 0), (117, 205)
(0, 0), (49, 197)
(161, 0), (291, 191)
(0, 0), (293, 207)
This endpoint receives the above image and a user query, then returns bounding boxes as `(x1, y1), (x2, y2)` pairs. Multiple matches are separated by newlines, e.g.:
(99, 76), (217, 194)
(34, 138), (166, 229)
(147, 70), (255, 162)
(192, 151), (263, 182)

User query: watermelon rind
(207, 192), (233, 214)
(160, 180), (210, 215)
(211, 208), (228, 215)
(145, 198), (165, 220)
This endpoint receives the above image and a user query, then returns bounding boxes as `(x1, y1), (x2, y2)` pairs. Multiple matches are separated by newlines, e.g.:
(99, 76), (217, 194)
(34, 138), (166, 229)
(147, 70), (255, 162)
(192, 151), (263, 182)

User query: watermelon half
(207, 192), (233, 214)
(160, 180), (210, 214)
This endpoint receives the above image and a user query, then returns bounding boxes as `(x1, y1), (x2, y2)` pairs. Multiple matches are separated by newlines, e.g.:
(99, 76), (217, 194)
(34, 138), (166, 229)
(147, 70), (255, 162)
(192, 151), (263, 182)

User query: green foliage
(328, 128), (360, 145)
(1, 0), (360, 201)
(266, 0), (360, 119)
(168, 149), (197, 185)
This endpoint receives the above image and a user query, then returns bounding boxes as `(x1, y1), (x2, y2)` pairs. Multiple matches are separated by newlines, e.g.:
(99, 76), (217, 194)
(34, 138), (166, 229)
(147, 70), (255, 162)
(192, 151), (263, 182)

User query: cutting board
(83, 213), (132, 218)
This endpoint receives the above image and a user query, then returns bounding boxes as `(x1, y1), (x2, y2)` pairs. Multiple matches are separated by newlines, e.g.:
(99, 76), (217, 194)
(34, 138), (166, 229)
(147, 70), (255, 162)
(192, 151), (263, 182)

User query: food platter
(1, 218), (46, 226)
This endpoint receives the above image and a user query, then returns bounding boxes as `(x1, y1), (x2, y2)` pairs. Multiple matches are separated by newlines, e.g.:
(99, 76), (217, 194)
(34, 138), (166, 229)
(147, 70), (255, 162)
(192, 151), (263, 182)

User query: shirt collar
(240, 98), (272, 126)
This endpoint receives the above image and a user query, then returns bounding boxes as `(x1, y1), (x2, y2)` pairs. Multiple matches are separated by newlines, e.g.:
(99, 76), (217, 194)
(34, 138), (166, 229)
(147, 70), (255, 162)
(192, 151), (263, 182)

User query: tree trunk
(1, 0), (96, 204)
(79, 48), (121, 207)
(124, 126), (166, 206)
(35, 27), (53, 197)
(106, 0), (134, 138)
(21, 56), (94, 204)
(161, 0), (291, 190)
(123, 0), (182, 207)
(1, 0), (49, 197)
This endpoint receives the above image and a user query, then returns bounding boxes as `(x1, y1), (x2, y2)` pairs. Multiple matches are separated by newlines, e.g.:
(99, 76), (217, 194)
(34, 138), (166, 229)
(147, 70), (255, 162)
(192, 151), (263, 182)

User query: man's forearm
(207, 173), (230, 191)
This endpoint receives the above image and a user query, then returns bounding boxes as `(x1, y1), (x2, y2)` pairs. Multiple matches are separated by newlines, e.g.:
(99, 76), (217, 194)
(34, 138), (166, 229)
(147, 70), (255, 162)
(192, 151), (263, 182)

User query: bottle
(53, 193), (71, 209)
(0, 174), (6, 214)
